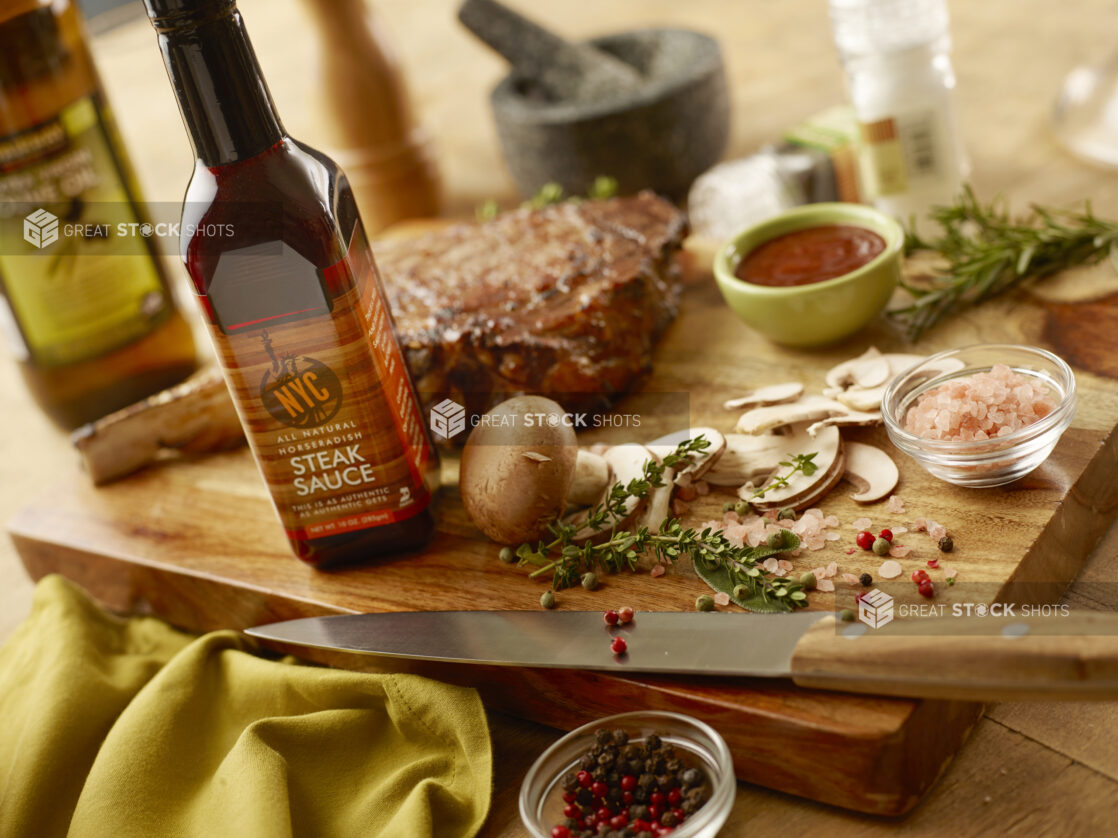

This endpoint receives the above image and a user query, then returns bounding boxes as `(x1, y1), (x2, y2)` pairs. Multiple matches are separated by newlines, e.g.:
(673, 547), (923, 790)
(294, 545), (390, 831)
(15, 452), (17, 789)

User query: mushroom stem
(569, 450), (612, 507)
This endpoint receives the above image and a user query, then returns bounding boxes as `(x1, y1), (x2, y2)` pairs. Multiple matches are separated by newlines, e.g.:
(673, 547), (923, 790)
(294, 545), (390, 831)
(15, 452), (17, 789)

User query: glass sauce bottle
(144, 0), (436, 566)
(0, 0), (198, 428)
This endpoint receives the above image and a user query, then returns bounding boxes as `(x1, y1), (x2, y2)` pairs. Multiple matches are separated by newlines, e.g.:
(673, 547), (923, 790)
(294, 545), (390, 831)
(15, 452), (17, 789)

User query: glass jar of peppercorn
(519, 711), (735, 838)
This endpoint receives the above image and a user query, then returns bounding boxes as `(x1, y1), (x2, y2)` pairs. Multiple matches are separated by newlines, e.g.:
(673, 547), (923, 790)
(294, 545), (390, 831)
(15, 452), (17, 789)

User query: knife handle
(790, 613), (1118, 701)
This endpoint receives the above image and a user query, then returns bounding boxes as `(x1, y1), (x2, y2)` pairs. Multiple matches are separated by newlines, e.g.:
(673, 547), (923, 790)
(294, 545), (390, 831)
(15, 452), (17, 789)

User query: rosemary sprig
(889, 185), (1118, 341)
(514, 436), (809, 610)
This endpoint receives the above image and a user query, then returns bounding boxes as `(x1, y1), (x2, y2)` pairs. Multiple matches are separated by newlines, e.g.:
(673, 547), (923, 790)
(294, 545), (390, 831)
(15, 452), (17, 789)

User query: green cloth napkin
(0, 575), (492, 838)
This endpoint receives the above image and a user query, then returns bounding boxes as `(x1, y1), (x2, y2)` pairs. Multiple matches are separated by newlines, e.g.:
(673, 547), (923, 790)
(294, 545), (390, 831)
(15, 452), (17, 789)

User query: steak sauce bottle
(144, 0), (436, 566)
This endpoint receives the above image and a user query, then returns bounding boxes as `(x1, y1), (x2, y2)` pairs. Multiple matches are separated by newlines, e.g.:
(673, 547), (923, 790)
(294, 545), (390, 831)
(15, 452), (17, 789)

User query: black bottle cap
(142, 0), (237, 30)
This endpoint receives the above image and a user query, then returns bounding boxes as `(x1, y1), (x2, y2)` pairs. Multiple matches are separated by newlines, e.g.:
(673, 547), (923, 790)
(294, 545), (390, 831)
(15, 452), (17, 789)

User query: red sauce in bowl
(735, 224), (886, 287)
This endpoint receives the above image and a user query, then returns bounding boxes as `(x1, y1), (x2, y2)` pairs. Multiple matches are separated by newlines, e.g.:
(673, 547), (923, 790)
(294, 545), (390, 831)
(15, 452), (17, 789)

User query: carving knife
(245, 609), (1118, 701)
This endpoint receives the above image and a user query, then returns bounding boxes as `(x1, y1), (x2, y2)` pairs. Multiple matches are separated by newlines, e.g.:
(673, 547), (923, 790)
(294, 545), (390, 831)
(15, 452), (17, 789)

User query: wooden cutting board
(10, 237), (1118, 816)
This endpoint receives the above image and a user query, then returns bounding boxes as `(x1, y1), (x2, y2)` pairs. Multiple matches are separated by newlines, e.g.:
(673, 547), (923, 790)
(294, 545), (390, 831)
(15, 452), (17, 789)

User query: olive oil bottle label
(0, 95), (170, 367)
(208, 235), (432, 541)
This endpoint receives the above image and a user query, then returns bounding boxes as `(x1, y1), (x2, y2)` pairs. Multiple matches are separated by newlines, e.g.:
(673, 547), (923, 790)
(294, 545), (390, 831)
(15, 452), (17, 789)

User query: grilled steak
(374, 191), (687, 416)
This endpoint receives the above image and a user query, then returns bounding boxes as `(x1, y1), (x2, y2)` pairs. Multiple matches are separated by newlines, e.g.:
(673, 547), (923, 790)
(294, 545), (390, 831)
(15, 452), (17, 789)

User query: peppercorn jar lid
(519, 710), (735, 838)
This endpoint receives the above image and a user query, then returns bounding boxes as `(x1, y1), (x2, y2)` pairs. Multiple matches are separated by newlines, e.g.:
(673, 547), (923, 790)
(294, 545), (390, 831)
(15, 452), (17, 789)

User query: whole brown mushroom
(459, 396), (579, 544)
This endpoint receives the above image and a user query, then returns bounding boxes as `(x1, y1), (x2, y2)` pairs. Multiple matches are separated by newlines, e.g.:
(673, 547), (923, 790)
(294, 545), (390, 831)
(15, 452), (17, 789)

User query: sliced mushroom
(703, 433), (788, 486)
(735, 396), (852, 435)
(563, 443), (654, 543)
(736, 424), (843, 511)
(824, 347), (885, 390)
(459, 396), (578, 544)
(722, 382), (804, 411)
(568, 450), (612, 507)
(835, 386), (888, 413)
(843, 442), (900, 503)
(640, 464), (675, 533)
(806, 408), (882, 436)
(645, 427), (727, 480)
(751, 448), (848, 512)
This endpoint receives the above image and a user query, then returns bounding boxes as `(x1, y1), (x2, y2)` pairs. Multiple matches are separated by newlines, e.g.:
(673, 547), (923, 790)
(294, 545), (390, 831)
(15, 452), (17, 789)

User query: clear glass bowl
(882, 344), (1077, 488)
(519, 711), (735, 838)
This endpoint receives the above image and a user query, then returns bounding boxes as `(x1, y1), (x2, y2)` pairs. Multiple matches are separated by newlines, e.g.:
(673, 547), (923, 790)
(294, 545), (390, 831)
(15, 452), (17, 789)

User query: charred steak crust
(373, 191), (687, 416)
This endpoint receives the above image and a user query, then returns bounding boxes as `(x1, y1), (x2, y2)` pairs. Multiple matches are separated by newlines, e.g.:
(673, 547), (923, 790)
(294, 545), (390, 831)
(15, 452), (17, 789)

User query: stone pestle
(457, 0), (643, 103)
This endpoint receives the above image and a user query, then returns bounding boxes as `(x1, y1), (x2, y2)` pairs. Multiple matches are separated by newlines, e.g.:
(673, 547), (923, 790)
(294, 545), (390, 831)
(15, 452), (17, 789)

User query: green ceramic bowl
(712, 203), (904, 347)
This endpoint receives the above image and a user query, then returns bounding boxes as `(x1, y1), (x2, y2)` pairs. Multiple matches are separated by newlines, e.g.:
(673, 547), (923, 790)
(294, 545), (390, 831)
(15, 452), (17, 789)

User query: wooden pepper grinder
(299, 0), (441, 231)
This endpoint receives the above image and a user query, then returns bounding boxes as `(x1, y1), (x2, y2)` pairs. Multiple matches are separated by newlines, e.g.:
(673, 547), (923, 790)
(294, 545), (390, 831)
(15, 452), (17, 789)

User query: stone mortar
(491, 28), (730, 200)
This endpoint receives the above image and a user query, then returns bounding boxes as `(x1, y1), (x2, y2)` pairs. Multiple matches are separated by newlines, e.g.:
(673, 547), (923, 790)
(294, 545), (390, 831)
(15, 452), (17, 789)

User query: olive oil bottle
(144, 0), (436, 566)
(0, 0), (197, 428)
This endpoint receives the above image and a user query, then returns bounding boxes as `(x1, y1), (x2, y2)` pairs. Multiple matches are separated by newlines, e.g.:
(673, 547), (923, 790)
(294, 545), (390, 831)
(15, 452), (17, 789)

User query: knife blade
(245, 610), (1118, 701)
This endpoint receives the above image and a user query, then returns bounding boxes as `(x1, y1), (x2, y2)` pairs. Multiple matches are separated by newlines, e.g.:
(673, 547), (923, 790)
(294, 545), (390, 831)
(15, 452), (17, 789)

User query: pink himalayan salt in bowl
(882, 345), (1076, 488)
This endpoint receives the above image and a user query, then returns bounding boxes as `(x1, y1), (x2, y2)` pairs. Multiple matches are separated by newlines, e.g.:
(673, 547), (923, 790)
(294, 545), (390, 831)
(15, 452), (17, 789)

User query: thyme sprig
(514, 436), (809, 610)
(889, 185), (1118, 341)
(747, 452), (818, 499)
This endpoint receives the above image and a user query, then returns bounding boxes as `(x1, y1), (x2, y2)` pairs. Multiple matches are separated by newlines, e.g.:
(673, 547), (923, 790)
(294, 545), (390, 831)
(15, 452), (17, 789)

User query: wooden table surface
(5, 0), (1118, 834)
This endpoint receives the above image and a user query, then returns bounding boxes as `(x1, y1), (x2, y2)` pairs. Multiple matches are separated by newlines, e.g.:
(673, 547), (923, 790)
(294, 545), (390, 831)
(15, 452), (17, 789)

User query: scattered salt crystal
(852, 517), (873, 531)
(892, 527), (908, 536)
(889, 544), (912, 558)
(842, 573), (861, 586)
(817, 579), (836, 592)
(762, 558), (780, 573)
(903, 365), (1057, 441)
(824, 531), (841, 541)
(825, 561), (838, 578)
(812, 567), (826, 579)
(912, 518), (927, 532)
(878, 560), (903, 579)
(650, 564), (666, 578)
(944, 567), (958, 581)
(886, 494), (906, 514)
(777, 559), (794, 575)
(823, 515), (840, 528)
(713, 592), (731, 606)
(762, 509), (779, 521)
(803, 508), (824, 520)
(928, 521), (947, 541)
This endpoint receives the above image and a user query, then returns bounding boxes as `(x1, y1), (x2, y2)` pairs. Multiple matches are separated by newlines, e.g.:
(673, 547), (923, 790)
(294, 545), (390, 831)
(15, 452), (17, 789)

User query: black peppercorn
(579, 754), (596, 771)
(561, 771), (579, 791)
(629, 804), (650, 821)
(591, 767), (608, 782)
(632, 787), (648, 804)
(645, 733), (662, 751)
(638, 773), (655, 790)
(595, 729), (612, 746)
(664, 757), (682, 773)
(624, 744), (642, 760)
(661, 811), (679, 827)
(681, 768), (702, 788)
(612, 729), (629, 746)
(577, 788), (593, 805)
(680, 799), (696, 815)
(939, 535), (954, 552)
(859, 572), (872, 586)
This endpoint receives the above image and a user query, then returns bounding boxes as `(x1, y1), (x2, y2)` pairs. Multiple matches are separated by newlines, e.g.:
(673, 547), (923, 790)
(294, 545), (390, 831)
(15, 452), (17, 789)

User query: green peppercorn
(695, 594), (715, 612)
(859, 572), (872, 586)
(498, 546), (515, 563)
(872, 537), (891, 556)
(732, 584), (749, 600)
(733, 500), (751, 517)
(581, 571), (599, 590)
(766, 530), (785, 548)
(777, 507), (796, 521)
(540, 590), (556, 609)
(839, 608), (855, 622)
(799, 571), (817, 590)
(939, 535), (954, 553)
(721, 500), (735, 513)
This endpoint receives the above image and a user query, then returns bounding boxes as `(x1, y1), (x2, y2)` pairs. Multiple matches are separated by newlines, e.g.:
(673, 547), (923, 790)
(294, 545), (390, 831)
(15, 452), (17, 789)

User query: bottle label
(858, 110), (950, 199)
(0, 95), (170, 367)
(209, 231), (432, 541)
